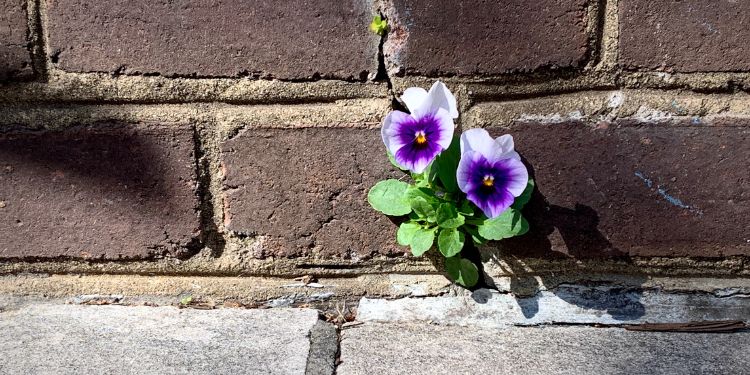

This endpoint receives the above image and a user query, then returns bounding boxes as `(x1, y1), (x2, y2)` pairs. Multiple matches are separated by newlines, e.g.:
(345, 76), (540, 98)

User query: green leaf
(406, 187), (440, 222)
(477, 208), (529, 240)
(437, 228), (464, 257)
(436, 203), (465, 229)
(458, 200), (475, 216)
(427, 160), (440, 185)
(369, 15), (388, 36)
(445, 257), (479, 287)
(405, 186), (438, 202)
(410, 227), (437, 257)
(445, 256), (460, 280)
(434, 136), (460, 192)
(409, 196), (436, 220)
(367, 179), (411, 216)
(409, 161), (436, 187)
(397, 222), (421, 246)
(464, 226), (487, 246)
(511, 179), (535, 210)
(457, 259), (479, 287)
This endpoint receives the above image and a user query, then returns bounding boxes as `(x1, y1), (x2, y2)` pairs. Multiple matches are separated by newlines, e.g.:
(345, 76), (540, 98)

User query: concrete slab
(0, 304), (323, 375)
(357, 287), (750, 327)
(339, 322), (750, 375)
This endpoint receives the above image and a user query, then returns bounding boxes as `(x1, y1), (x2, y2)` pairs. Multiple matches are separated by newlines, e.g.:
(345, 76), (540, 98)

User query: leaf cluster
(368, 138), (534, 287)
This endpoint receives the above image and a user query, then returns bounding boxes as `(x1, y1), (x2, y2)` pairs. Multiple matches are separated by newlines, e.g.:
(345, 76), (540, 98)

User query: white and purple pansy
(381, 81), (459, 173)
(457, 129), (529, 219)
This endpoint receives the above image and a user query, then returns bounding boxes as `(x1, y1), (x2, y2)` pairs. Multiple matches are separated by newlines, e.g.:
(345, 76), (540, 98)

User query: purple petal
(432, 108), (455, 150)
(386, 110), (454, 173)
(502, 157), (529, 197)
(381, 110), (412, 156)
(457, 151), (529, 218)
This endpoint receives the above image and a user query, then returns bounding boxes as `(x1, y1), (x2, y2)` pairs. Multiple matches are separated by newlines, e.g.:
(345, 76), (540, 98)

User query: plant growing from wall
(368, 81), (533, 287)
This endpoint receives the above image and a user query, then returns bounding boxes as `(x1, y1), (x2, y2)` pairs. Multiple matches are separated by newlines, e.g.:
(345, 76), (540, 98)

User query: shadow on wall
(478, 160), (647, 320)
(0, 122), (202, 259)
(0, 44), (34, 82)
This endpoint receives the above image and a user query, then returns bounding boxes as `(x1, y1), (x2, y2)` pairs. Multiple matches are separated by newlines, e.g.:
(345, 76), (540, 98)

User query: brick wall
(1, 0), (748, 278)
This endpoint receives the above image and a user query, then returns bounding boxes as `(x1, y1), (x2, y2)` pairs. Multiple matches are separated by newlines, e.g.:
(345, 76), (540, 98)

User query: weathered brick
(221, 128), (403, 259)
(386, 0), (589, 76)
(0, 123), (200, 259)
(620, 1), (750, 72)
(491, 120), (749, 258)
(0, 0), (32, 81)
(46, 0), (378, 79)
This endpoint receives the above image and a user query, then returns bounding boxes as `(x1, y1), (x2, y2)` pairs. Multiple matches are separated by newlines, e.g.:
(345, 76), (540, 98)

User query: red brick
(386, 0), (589, 76)
(620, 1), (750, 72)
(221, 128), (403, 259)
(0, 0), (32, 80)
(491, 119), (750, 258)
(0, 123), (200, 259)
(46, 0), (378, 79)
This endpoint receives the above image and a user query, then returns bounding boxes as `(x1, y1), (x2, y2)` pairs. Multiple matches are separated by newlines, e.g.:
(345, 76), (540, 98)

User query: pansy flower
(381, 81), (459, 173)
(457, 129), (529, 218)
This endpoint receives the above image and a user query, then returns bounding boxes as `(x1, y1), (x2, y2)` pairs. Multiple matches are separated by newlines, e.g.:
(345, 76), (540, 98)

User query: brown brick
(221, 128), (404, 259)
(620, 1), (750, 72)
(0, 123), (200, 259)
(0, 0), (32, 81)
(46, 0), (378, 79)
(386, 0), (589, 76)
(491, 120), (749, 258)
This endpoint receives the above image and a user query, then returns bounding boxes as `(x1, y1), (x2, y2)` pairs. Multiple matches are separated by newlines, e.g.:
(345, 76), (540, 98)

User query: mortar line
(28, 0), (49, 80)
(583, 0), (605, 70)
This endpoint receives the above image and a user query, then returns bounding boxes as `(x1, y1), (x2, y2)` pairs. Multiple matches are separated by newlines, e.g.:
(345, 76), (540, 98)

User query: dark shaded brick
(387, 0), (589, 76)
(221, 128), (403, 259)
(46, 0), (378, 79)
(491, 120), (749, 258)
(620, 1), (750, 72)
(0, 0), (32, 81)
(0, 123), (200, 259)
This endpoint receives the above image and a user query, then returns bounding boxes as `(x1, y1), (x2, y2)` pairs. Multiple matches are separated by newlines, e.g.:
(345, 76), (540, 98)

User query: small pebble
(0, 201), (6, 208)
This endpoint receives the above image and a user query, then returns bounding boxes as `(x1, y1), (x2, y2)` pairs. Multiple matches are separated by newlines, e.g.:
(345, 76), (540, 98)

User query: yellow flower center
(415, 131), (427, 145)
(482, 175), (495, 187)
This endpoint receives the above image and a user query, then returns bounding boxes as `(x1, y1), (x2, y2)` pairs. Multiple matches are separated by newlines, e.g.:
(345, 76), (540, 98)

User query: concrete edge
(355, 285), (750, 328)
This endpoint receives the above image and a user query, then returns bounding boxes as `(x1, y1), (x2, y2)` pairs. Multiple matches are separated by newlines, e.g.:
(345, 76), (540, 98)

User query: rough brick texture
(620, 1), (750, 72)
(0, 0), (32, 81)
(221, 128), (403, 259)
(0, 124), (200, 259)
(46, 0), (378, 79)
(387, 0), (589, 76)
(492, 120), (749, 258)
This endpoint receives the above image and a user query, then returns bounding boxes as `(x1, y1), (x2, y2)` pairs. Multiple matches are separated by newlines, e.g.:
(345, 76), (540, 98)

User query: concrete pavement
(338, 322), (750, 375)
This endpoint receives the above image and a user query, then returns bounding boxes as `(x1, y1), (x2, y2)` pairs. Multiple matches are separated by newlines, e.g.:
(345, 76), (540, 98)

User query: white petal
(381, 110), (411, 156)
(400, 87), (428, 114)
(460, 128), (498, 157)
(413, 81), (459, 119)
(433, 108), (455, 150)
(495, 134), (520, 160)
